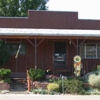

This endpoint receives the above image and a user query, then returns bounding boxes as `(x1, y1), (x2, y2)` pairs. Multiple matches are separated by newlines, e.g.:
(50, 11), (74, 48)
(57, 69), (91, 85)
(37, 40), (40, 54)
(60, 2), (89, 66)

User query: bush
(55, 78), (85, 94)
(0, 78), (12, 83)
(54, 79), (67, 93)
(65, 78), (85, 94)
(47, 83), (60, 92)
(0, 68), (11, 84)
(0, 68), (11, 79)
(84, 70), (100, 82)
(32, 89), (48, 94)
(0, 40), (9, 67)
(86, 88), (100, 95)
(3, 78), (12, 83)
(88, 74), (100, 87)
(84, 70), (100, 88)
(28, 68), (45, 81)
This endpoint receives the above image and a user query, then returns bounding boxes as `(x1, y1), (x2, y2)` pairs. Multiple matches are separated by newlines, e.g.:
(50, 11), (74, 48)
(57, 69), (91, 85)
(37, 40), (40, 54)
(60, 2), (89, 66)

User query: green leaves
(47, 83), (60, 92)
(0, 68), (11, 79)
(54, 78), (85, 94)
(0, 68), (11, 83)
(0, 40), (9, 67)
(28, 68), (45, 81)
(0, 0), (49, 17)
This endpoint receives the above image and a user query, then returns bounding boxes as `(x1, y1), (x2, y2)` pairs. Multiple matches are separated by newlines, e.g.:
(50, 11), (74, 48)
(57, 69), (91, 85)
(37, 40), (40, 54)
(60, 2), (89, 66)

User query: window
(80, 44), (100, 59)
(7, 43), (26, 55)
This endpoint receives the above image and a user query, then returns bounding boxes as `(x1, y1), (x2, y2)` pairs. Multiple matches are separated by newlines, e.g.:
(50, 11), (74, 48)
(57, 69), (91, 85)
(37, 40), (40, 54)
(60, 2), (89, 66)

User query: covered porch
(0, 28), (100, 78)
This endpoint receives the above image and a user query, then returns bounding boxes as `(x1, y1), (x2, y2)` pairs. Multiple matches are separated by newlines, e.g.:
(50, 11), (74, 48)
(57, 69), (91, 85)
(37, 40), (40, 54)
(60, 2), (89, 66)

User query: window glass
(19, 44), (26, 54)
(80, 44), (85, 58)
(7, 43), (26, 55)
(80, 43), (99, 59)
(97, 44), (100, 58)
(10, 44), (19, 54)
(86, 44), (96, 58)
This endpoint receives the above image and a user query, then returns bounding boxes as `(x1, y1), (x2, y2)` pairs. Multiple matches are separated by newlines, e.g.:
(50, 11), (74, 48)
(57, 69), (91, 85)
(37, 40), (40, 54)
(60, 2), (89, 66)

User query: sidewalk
(0, 94), (100, 100)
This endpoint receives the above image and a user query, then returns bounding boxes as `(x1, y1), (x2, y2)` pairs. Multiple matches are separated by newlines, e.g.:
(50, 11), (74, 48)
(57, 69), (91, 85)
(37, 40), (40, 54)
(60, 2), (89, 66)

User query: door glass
(54, 42), (66, 67)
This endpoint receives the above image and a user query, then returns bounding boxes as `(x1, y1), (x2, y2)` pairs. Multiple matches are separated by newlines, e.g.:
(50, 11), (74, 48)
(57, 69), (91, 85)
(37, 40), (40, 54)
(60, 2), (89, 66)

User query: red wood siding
(1, 39), (100, 75)
(0, 10), (100, 30)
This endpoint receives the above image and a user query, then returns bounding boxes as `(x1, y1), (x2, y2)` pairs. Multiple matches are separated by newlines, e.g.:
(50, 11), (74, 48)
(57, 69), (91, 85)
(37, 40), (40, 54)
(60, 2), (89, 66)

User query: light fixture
(48, 41), (52, 45)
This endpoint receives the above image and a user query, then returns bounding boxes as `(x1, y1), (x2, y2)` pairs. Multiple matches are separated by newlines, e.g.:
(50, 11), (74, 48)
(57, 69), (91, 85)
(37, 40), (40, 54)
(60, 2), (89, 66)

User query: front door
(54, 42), (66, 68)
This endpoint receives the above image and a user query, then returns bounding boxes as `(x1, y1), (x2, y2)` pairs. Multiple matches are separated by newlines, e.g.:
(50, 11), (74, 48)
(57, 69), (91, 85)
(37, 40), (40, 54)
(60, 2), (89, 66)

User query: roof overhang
(0, 28), (100, 38)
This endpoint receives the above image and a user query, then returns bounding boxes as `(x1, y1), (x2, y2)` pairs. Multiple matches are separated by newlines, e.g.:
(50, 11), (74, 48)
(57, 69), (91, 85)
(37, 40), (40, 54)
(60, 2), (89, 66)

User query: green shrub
(84, 70), (100, 88)
(0, 78), (11, 83)
(32, 89), (38, 94)
(86, 88), (100, 95)
(40, 89), (48, 94)
(0, 68), (11, 84)
(88, 74), (100, 87)
(0, 68), (11, 79)
(54, 79), (67, 93)
(32, 89), (48, 94)
(28, 68), (45, 81)
(47, 83), (60, 92)
(0, 40), (9, 67)
(65, 78), (85, 94)
(84, 70), (100, 82)
(3, 78), (12, 83)
(55, 78), (85, 94)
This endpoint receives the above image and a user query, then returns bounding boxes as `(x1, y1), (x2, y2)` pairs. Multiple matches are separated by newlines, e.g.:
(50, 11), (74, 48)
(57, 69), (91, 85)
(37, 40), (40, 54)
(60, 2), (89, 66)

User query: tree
(0, 40), (9, 67)
(0, 0), (49, 17)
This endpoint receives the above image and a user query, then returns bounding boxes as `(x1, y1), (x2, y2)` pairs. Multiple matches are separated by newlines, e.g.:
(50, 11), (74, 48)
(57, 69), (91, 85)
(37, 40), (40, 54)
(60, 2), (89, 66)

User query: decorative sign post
(73, 55), (82, 77)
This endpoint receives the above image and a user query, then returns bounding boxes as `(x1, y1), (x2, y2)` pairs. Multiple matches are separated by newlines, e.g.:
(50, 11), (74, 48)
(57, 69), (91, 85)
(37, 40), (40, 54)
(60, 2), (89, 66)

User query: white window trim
(85, 44), (86, 58)
(96, 44), (97, 58)
(80, 43), (100, 59)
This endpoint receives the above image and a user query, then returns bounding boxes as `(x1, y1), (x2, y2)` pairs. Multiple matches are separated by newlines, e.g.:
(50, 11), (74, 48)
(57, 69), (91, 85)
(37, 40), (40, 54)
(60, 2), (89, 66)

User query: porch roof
(0, 28), (100, 37)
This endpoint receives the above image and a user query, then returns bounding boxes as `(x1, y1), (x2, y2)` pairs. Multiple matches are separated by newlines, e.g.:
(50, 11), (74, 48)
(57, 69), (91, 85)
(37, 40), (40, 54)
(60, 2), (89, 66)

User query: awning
(0, 28), (100, 37)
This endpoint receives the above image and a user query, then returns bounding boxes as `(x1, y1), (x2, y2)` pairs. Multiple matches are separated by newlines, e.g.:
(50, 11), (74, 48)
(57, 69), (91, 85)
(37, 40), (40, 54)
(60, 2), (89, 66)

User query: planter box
(0, 83), (10, 90)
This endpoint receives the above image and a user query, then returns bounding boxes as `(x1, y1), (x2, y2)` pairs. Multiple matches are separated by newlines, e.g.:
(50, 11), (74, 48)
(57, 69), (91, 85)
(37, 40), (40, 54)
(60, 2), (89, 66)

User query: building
(0, 10), (100, 78)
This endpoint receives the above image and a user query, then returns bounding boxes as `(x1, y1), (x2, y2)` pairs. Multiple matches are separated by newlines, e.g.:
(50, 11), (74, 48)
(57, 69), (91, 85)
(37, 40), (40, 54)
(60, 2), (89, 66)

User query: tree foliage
(0, 40), (9, 67)
(0, 0), (49, 17)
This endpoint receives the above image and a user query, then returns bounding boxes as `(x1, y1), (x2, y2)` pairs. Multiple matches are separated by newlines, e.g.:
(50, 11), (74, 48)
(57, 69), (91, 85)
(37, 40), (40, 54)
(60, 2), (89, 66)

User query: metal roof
(0, 28), (100, 37)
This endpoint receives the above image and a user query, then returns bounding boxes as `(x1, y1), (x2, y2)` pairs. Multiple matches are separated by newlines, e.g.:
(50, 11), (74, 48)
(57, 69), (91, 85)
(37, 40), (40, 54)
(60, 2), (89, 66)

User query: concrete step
(10, 81), (27, 92)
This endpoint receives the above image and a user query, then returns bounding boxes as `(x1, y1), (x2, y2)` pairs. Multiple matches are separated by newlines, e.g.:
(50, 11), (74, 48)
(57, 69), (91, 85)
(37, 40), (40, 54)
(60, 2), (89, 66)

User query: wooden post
(27, 38), (44, 69)
(26, 70), (31, 92)
(77, 38), (78, 55)
(35, 38), (37, 69)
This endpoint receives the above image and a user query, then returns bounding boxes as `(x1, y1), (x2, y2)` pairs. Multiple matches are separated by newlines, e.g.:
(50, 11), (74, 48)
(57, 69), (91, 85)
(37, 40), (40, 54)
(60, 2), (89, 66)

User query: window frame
(80, 43), (100, 59)
(7, 43), (26, 55)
